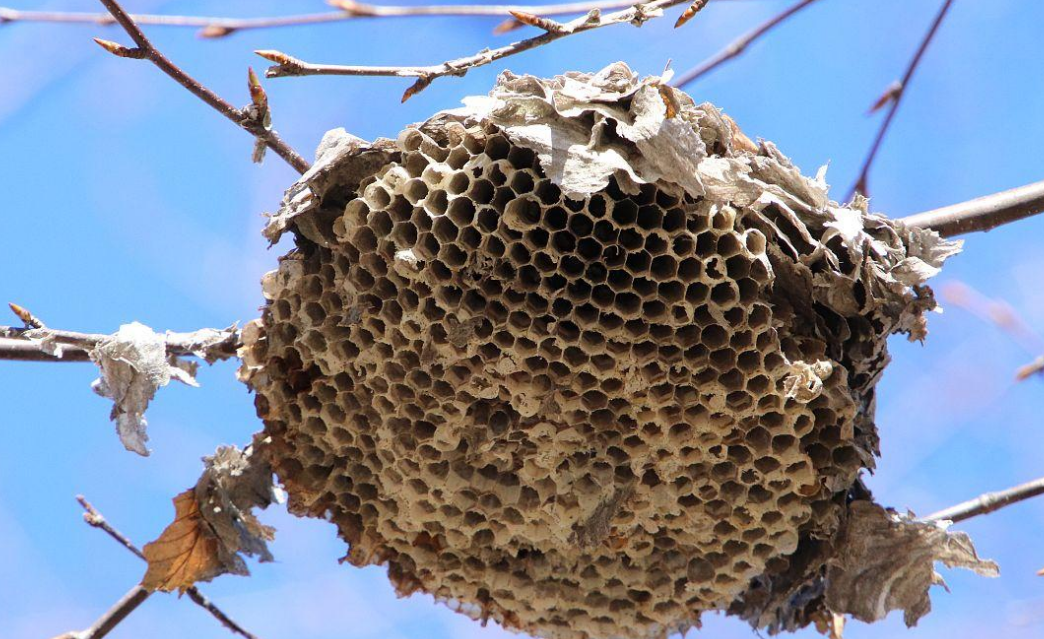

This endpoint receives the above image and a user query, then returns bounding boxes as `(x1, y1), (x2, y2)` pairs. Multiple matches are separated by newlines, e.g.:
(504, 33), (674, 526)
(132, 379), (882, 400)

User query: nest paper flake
(240, 63), (982, 639)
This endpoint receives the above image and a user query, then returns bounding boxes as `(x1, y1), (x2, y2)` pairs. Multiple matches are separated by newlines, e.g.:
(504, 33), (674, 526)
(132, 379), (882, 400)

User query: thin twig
(76, 496), (260, 639)
(0, 0), (695, 37)
(849, 0), (955, 198)
(260, 0), (696, 101)
(899, 178), (1044, 238)
(92, 0), (309, 173)
(921, 476), (1044, 524)
(672, 0), (819, 88)
(77, 495), (146, 560)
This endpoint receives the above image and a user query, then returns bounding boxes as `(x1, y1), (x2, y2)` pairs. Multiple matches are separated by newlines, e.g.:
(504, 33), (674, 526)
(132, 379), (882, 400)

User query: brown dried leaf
(141, 444), (277, 593)
(141, 489), (225, 592)
(825, 501), (998, 627)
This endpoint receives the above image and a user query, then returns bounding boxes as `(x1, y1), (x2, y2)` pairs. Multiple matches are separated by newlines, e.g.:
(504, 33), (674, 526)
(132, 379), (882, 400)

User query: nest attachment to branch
(239, 63), (991, 639)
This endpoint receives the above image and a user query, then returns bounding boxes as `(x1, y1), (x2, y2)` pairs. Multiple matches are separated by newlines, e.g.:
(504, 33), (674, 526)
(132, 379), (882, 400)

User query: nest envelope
(240, 63), (987, 639)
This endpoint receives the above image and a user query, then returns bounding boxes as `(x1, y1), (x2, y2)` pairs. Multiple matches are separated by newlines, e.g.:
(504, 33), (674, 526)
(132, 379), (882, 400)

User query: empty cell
(509, 170), (536, 194)
(644, 233), (668, 256)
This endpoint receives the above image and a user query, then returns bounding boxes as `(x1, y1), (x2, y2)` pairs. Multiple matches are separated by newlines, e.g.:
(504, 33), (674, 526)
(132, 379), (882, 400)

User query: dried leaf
(90, 322), (200, 456)
(141, 489), (226, 592)
(825, 501), (998, 627)
(142, 444), (278, 593)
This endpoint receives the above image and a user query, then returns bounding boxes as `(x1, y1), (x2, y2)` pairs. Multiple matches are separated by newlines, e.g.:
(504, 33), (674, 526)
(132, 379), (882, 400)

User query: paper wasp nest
(241, 64), (974, 638)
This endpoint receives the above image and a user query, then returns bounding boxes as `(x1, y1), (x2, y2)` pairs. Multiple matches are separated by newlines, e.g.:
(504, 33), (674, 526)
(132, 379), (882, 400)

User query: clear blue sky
(2, 1), (1044, 638)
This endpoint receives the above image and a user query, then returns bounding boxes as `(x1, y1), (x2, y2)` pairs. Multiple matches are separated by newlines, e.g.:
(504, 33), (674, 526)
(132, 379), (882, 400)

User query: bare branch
(899, 178), (1044, 237)
(92, 0), (310, 173)
(849, 0), (955, 198)
(921, 476), (1044, 524)
(672, 0), (818, 88)
(260, 0), (695, 100)
(0, 322), (240, 363)
(76, 496), (260, 639)
(50, 585), (151, 639)
(1, 1), (743, 37)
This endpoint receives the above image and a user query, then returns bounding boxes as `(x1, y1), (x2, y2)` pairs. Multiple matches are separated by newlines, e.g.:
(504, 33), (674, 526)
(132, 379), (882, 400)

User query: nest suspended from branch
(239, 63), (991, 639)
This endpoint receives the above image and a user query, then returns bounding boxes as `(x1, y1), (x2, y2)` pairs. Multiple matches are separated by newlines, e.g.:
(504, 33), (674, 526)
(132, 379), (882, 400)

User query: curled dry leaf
(90, 322), (200, 456)
(142, 444), (277, 593)
(825, 501), (999, 627)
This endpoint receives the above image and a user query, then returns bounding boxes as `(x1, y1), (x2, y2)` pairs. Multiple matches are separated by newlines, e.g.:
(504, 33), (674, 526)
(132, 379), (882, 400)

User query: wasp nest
(240, 64), (968, 639)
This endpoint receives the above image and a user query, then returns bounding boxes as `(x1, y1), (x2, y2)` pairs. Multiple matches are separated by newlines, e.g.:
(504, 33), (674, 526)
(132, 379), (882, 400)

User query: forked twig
(849, 0), (955, 198)
(921, 476), (1044, 524)
(259, 0), (701, 101)
(672, 0), (819, 88)
(76, 496), (261, 639)
(91, 0), (310, 173)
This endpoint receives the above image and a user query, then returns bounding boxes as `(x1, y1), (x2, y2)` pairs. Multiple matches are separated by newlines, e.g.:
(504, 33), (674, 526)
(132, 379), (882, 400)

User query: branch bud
(93, 37), (144, 59)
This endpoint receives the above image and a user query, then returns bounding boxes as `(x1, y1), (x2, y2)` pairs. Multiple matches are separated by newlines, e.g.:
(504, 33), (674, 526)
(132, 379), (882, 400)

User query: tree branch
(1, 0), (723, 36)
(849, 0), (955, 198)
(259, 0), (700, 101)
(92, 0), (310, 173)
(921, 476), (1044, 524)
(76, 496), (261, 639)
(0, 322), (240, 363)
(672, 0), (819, 88)
(898, 178), (1044, 237)
(49, 585), (152, 639)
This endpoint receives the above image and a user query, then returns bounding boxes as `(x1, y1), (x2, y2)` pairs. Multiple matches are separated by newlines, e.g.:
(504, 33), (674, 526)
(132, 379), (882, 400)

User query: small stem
(921, 476), (1044, 524)
(672, 0), (819, 88)
(93, 0), (309, 173)
(899, 178), (1044, 237)
(849, 0), (955, 198)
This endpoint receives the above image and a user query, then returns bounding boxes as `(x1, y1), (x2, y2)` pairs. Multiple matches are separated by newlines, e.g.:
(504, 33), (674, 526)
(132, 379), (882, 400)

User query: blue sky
(2, 1), (1044, 638)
